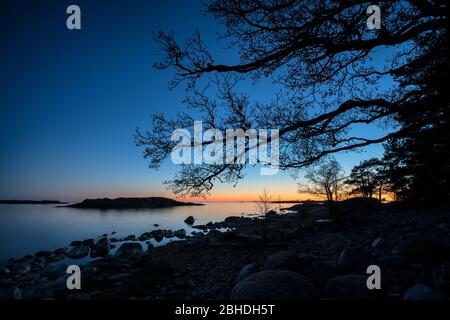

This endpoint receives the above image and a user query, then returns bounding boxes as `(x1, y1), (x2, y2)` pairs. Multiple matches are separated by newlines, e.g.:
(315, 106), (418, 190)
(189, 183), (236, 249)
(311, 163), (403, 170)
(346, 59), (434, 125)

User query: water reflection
(0, 202), (291, 261)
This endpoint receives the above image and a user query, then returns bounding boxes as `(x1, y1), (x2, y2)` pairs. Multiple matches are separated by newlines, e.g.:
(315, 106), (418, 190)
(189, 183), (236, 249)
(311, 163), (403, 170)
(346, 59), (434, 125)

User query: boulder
(151, 229), (165, 242)
(236, 263), (260, 282)
(338, 247), (377, 272)
(391, 269), (425, 289)
(264, 251), (306, 273)
(231, 270), (315, 300)
(90, 245), (109, 258)
(371, 238), (383, 249)
(165, 230), (174, 238)
(41, 263), (67, 280)
(64, 246), (90, 259)
(325, 274), (376, 299)
(184, 216), (195, 225)
(124, 235), (136, 241)
(82, 239), (95, 246)
(314, 219), (334, 232)
(89, 256), (130, 272)
(14, 263), (31, 276)
(138, 232), (152, 241)
(0, 267), (10, 276)
(266, 210), (278, 219)
(403, 285), (447, 300)
(115, 243), (143, 259)
(433, 262), (450, 296)
(207, 229), (224, 240)
(193, 225), (208, 231)
(90, 237), (110, 258)
(174, 229), (186, 239)
(311, 261), (347, 287)
(35, 250), (52, 257)
(224, 216), (241, 223)
(0, 286), (22, 300)
(396, 238), (450, 266)
(70, 240), (83, 246)
(53, 248), (66, 255)
(45, 253), (65, 263)
(191, 231), (205, 237)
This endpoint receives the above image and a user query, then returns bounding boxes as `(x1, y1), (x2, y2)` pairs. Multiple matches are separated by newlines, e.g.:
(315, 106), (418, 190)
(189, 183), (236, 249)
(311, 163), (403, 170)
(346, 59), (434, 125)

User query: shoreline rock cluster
(1, 200), (450, 300)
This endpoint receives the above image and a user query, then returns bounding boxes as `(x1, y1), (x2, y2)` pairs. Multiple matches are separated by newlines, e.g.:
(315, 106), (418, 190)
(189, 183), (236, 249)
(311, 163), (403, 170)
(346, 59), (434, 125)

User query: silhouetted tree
(135, 0), (448, 198)
(298, 158), (345, 202)
(380, 19), (450, 205)
(346, 158), (385, 199)
(381, 138), (411, 201)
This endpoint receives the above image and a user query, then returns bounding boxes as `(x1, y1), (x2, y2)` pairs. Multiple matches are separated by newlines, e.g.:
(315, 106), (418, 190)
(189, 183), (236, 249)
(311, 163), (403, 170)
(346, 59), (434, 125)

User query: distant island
(0, 200), (65, 205)
(64, 197), (204, 209)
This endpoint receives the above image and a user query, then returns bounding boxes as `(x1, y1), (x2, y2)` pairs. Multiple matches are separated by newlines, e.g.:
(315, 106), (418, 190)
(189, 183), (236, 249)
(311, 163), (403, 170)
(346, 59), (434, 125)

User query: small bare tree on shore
(254, 188), (274, 216)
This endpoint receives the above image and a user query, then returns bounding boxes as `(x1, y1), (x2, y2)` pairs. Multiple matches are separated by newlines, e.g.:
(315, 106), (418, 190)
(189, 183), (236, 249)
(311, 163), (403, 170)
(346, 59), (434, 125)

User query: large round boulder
(396, 238), (450, 266)
(264, 251), (307, 273)
(311, 261), (347, 287)
(230, 270), (315, 300)
(403, 285), (447, 300)
(114, 243), (143, 259)
(236, 263), (260, 282)
(325, 274), (375, 299)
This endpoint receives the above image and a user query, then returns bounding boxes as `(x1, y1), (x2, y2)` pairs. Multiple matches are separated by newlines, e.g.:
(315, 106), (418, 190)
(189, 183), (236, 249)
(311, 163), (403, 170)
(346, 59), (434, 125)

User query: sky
(0, 0), (388, 202)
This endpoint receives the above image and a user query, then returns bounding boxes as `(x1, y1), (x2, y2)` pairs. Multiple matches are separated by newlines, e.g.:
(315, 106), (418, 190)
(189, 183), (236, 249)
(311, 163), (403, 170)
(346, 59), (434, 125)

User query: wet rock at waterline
(64, 246), (89, 259)
(115, 243), (143, 259)
(184, 216), (195, 225)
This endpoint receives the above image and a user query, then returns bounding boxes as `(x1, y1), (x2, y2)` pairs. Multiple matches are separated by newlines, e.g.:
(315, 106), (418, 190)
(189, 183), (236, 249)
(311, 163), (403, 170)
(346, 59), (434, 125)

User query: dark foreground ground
(1, 199), (450, 300)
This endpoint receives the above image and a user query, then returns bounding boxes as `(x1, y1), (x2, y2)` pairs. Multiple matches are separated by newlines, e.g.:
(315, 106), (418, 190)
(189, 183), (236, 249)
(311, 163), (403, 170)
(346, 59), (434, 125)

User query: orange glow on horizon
(77, 189), (317, 203)
(178, 192), (323, 203)
(68, 186), (395, 203)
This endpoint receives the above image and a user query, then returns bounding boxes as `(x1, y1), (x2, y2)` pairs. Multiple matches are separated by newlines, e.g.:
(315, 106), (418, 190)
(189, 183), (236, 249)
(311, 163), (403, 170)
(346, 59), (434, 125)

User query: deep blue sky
(0, 0), (387, 202)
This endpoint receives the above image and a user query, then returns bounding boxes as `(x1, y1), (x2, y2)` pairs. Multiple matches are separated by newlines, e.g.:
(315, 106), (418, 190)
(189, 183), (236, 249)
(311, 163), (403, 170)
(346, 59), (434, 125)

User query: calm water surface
(0, 202), (290, 261)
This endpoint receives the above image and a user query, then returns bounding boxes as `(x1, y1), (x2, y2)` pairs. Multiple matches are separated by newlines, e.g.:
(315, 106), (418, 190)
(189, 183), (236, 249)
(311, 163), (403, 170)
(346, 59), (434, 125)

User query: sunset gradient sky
(0, 0), (387, 202)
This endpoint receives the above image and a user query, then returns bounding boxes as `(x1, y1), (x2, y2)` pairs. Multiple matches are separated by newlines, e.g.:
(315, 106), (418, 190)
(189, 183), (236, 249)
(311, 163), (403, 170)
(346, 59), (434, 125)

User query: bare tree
(254, 188), (274, 216)
(136, 0), (448, 198)
(298, 158), (345, 202)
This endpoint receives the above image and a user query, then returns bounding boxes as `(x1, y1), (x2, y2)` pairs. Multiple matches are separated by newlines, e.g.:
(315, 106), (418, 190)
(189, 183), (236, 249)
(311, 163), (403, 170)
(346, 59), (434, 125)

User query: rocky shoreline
(1, 199), (450, 300)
